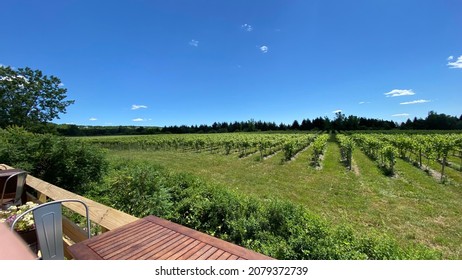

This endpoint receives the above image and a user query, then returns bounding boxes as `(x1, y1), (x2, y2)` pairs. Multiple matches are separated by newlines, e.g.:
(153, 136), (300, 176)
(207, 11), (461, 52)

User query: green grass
(106, 137), (462, 259)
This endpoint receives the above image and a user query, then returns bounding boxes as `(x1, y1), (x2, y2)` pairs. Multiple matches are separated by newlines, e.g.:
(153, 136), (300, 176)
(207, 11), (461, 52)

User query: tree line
(54, 111), (462, 136)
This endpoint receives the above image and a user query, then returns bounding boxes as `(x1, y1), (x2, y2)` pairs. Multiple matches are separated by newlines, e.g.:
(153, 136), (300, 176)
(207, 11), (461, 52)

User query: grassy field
(106, 134), (462, 259)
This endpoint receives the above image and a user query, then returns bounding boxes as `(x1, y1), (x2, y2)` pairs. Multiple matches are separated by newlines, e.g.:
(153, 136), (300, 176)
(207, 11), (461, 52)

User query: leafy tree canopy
(0, 66), (74, 130)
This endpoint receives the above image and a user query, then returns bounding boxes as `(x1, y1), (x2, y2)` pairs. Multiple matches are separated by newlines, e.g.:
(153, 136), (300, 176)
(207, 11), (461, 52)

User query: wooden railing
(1, 164), (138, 259)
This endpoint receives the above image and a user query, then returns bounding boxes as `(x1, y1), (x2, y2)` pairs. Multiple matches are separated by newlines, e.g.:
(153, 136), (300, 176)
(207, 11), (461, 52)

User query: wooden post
(37, 191), (47, 203)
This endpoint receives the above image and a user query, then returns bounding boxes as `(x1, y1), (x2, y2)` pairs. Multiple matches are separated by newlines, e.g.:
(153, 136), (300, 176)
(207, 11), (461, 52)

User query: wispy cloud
(132, 118), (145, 122)
(332, 109), (342, 114)
(89, 117), (97, 121)
(447, 55), (462, 69)
(384, 89), (415, 97)
(241, 24), (253, 32)
(131, 104), (148, 110)
(391, 113), (410, 117)
(58, 83), (64, 87)
(400, 99), (431, 105)
(358, 101), (371, 105)
(260, 45), (268, 53)
(189, 39), (199, 47)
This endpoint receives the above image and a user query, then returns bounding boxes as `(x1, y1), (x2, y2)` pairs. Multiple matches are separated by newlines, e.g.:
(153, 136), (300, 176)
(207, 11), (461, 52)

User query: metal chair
(1, 171), (28, 210)
(10, 199), (91, 260)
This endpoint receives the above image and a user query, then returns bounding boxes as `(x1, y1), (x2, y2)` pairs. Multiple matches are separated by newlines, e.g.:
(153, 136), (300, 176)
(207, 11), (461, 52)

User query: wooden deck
(69, 215), (273, 260)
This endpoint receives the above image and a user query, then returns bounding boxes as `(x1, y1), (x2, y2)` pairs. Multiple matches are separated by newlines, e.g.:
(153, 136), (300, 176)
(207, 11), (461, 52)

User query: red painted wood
(68, 215), (274, 260)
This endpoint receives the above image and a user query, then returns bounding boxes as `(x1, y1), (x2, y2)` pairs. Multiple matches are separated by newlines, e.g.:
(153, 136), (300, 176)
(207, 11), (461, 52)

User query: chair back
(1, 171), (28, 209)
(11, 199), (91, 260)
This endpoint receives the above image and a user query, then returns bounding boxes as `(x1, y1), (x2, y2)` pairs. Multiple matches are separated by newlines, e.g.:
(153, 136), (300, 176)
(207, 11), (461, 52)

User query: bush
(0, 126), (108, 193)
(96, 160), (441, 260)
(101, 162), (173, 218)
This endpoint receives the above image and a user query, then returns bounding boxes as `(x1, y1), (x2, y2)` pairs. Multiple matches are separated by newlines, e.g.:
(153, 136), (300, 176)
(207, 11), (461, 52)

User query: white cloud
(447, 55), (462, 69)
(332, 109), (342, 114)
(189, 39), (199, 47)
(400, 99), (431, 105)
(132, 118), (145, 122)
(241, 24), (253, 32)
(58, 83), (64, 87)
(359, 101), (371, 104)
(391, 113), (410, 117)
(131, 104), (148, 110)
(260, 45), (268, 53)
(384, 89), (415, 97)
(89, 117), (97, 121)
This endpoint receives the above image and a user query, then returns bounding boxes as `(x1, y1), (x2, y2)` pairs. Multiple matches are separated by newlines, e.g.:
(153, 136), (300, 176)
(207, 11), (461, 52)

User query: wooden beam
(2, 164), (138, 231)
(63, 216), (88, 243)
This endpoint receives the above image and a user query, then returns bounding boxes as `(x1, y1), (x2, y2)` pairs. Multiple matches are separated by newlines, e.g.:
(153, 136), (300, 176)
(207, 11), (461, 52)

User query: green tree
(0, 66), (74, 130)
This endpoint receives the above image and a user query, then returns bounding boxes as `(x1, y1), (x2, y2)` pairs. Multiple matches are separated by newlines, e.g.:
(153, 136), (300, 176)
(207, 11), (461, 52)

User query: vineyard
(81, 131), (462, 259)
(81, 133), (318, 160)
(81, 132), (462, 178)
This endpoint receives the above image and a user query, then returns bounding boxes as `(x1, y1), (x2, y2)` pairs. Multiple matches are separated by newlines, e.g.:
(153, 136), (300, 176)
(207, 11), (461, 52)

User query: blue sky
(1, 0), (461, 126)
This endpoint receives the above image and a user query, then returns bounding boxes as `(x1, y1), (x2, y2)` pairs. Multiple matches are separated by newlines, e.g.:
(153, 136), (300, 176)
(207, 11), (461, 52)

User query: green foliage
(0, 127), (107, 193)
(337, 134), (355, 170)
(379, 145), (397, 175)
(92, 160), (440, 260)
(352, 134), (398, 175)
(102, 163), (173, 217)
(310, 134), (329, 167)
(0, 66), (74, 130)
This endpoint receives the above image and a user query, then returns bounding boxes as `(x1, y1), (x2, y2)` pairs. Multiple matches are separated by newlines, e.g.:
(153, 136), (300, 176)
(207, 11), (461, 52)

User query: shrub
(108, 163), (173, 217)
(97, 161), (440, 260)
(0, 126), (107, 193)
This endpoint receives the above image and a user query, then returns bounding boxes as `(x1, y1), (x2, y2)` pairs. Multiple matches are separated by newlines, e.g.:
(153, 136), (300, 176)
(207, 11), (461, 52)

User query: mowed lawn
(106, 137), (462, 259)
